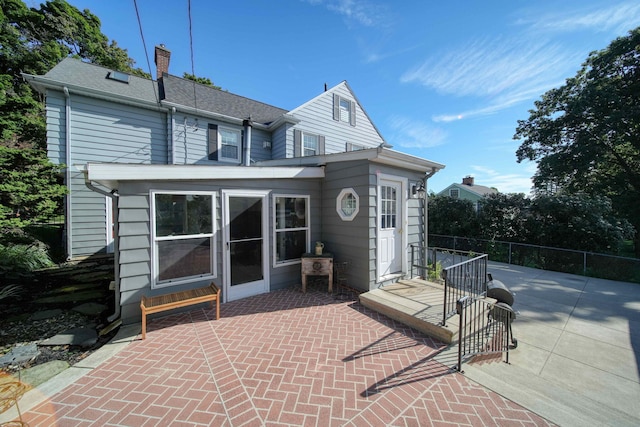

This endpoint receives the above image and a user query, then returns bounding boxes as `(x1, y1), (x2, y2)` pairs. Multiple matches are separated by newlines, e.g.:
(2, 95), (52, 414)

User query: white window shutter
(333, 94), (340, 121)
(208, 124), (218, 160)
(349, 100), (356, 126)
(294, 129), (302, 157)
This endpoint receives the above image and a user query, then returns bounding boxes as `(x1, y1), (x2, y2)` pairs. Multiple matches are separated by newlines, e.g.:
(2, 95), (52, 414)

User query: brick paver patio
(18, 287), (553, 426)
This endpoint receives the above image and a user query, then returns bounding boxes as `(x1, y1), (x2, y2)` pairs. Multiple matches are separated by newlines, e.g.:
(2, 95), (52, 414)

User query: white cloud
(404, 2), (639, 123)
(302, 0), (387, 27)
(432, 79), (565, 123)
(518, 2), (640, 35)
(387, 116), (447, 149)
(401, 37), (574, 99)
(470, 164), (536, 194)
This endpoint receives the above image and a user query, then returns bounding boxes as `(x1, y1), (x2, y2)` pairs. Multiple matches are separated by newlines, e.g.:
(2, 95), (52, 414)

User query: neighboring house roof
(161, 74), (288, 125)
(23, 57), (160, 106)
(458, 183), (497, 197)
(438, 179), (498, 198)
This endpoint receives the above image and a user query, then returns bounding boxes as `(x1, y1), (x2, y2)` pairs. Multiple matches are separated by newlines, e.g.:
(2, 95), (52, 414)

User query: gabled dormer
(275, 81), (387, 159)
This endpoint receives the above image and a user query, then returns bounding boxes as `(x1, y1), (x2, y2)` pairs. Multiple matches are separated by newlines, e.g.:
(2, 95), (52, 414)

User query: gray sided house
(438, 176), (497, 211)
(25, 46), (444, 324)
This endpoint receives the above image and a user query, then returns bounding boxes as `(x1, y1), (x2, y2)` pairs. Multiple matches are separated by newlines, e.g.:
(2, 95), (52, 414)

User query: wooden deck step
(361, 278), (497, 344)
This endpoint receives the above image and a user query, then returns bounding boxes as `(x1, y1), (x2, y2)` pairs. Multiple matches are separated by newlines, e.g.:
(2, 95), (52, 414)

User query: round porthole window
(336, 188), (359, 221)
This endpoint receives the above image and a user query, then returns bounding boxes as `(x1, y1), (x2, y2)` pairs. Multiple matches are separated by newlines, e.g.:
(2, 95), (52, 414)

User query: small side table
(301, 253), (333, 293)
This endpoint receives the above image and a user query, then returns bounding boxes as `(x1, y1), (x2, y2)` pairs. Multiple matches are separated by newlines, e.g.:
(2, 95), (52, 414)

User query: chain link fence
(429, 234), (640, 284)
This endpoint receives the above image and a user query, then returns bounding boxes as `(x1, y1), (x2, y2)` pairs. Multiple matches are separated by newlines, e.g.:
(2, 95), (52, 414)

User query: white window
(151, 191), (216, 288)
(303, 133), (318, 156)
(450, 189), (459, 198)
(274, 195), (310, 265)
(333, 94), (356, 126)
(339, 98), (350, 123)
(219, 127), (241, 162)
(336, 188), (359, 221)
(380, 185), (397, 229)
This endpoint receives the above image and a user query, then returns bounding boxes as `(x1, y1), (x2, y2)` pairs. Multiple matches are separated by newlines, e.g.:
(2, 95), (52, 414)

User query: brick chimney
(154, 44), (171, 80)
(462, 176), (474, 186)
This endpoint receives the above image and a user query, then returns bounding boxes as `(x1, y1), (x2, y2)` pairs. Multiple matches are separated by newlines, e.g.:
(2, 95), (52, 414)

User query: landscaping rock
(40, 327), (98, 348)
(0, 343), (40, 368)
(72, 302), (107, 316)
(30, 309), (63, 321)
(19, 360), (69, 388)
(34, 289), (106, 305)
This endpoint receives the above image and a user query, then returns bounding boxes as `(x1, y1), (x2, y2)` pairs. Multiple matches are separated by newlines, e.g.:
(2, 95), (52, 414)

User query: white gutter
(85, 163), (325, 190)
(257, 147), (445, 173)
(63, 87), (72, 260)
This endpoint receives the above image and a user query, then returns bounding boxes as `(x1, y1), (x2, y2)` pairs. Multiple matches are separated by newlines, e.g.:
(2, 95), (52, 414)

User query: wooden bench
(140, 282), (221, 340)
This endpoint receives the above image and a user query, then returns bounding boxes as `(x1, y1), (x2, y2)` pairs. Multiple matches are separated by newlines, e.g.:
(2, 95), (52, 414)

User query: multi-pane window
(152, 192), (215, 287)
(220, 127), (241, 161)
(450, 188), (459, 198)
(336, 188), (359, 221)
(274, 196), (309, 264)
(339, 98), (351, 123)
(380, 185), (397, 229)
(303, 133), (318, 156)
(341, 193), (357, 216)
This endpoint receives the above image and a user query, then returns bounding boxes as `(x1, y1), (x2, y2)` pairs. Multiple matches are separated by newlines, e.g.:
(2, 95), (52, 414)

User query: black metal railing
(410, 245), (484, 283)
(441, 253), (488, 326)
(455, 296), (513, 372)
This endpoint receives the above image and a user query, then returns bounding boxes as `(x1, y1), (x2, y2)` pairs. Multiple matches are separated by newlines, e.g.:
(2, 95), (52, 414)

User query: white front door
(378, 178), (404, 277)
(222, 190), (269, 302)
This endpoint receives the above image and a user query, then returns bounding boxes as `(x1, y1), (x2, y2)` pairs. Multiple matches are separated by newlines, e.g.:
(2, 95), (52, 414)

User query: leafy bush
(0, 229), (55, 275)
(427, 261), (443, 282)
(0, 284), (23, 301)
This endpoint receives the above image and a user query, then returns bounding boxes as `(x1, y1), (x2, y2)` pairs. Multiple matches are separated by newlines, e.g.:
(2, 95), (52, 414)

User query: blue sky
(63, 0), (640, 194)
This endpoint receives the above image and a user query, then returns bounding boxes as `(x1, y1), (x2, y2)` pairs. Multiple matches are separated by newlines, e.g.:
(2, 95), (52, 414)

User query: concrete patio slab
(540, 353), (640, 420)
(466, 261), (640, 427)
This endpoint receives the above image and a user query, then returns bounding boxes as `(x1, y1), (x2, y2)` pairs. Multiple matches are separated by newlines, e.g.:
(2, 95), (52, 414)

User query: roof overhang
(257, 147), (446, 174)
(161, 101), (245, 126)
(85, 163), (325, 190)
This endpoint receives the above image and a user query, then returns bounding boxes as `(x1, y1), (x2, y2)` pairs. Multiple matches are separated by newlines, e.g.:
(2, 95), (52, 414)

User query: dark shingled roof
(161, 74), (288, 125)
(41, 58), (160, 103)
(464, 184), (498, 196)
(32, 59), (288, 125)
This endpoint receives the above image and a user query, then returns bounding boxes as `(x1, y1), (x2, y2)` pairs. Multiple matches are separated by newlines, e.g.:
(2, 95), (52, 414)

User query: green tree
(1, 0), (150, 230)
(428, 194), (479, 237)
(0, 146), (66, 227)
(477, 193), (531, 243)
(514, 27), (640, 255)
(183, 72), (222, 90)
(527, 194), (631, 253)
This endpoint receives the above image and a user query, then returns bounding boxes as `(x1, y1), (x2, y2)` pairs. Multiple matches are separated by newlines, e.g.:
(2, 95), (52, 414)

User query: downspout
(85, 179), (121, 322)
(63, 87), (72, 260)
(243, 118), (252, 166)
(169, 107), (176, 164)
